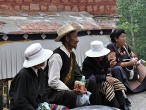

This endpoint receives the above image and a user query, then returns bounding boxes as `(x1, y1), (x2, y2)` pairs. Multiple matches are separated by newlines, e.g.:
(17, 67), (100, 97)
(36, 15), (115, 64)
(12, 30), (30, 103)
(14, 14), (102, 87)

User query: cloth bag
(120, 46), (140, 80)
(76, 91), (91, 107)
(119, 58), (139, 80)
(124, 65), (139, 80)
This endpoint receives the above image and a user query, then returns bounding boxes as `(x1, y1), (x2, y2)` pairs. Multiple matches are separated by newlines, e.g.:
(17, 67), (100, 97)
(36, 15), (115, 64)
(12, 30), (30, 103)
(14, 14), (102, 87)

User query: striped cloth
(97, 78), (126, 101)
(49, 104), (70, 110)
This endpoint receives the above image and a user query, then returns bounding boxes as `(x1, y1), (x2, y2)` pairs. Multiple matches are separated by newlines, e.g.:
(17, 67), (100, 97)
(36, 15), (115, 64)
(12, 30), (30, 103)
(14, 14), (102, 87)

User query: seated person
(107, 29), (146, 93)
(82, 40), (128, 110)
(9, 43), (53, 110)
(46, 23), (102, 109)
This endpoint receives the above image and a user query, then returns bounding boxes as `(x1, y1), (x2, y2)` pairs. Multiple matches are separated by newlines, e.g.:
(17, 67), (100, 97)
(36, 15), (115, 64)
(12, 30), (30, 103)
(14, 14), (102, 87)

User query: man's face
(67, 31), (79, 49)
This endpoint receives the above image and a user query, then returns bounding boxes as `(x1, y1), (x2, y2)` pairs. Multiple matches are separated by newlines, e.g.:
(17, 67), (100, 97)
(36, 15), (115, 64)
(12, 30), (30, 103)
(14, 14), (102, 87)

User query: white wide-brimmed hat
(23, 43), (53, 68)
(55, 22), (82, 42)
(86, 40), (110, 57)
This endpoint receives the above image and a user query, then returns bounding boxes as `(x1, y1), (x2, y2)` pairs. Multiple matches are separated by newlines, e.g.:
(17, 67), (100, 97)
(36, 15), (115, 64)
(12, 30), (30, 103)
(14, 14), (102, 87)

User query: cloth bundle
(76, 91), (91, 107)
(37, 102), (70, 110)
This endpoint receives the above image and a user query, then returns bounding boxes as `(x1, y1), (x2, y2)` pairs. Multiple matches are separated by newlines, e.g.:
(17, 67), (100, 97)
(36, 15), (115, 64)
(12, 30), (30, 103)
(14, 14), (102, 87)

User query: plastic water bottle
(80, 75), (86, 85)
(80, 75), (86, 92)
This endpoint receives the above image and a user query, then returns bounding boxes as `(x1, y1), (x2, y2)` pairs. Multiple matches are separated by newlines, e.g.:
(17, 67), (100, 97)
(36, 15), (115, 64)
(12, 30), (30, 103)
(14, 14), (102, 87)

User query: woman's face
(115, 33), (126, 47)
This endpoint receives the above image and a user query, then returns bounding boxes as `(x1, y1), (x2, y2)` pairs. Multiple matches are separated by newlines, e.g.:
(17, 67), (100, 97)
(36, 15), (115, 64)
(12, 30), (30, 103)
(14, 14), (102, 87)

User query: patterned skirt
(97, 78), (126, 101)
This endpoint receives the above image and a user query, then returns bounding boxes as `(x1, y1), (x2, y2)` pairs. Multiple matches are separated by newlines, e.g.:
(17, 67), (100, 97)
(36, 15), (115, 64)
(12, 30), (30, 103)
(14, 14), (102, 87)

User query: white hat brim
(86, 48), (110, 57)
(23, 49), (53, 68)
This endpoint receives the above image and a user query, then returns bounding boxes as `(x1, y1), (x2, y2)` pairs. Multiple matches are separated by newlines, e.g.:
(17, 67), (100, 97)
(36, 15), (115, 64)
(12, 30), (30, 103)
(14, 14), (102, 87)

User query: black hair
(110, 29), (125, 42)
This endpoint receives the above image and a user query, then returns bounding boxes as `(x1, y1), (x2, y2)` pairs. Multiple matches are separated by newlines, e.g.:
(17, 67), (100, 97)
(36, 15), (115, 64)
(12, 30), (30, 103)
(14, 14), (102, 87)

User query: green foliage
(117, 0), (146, 60)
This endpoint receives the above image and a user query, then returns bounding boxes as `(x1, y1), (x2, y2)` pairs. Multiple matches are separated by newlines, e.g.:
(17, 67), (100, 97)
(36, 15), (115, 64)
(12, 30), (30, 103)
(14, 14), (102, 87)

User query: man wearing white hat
(46, 23), (102, 108)
(9, 43), (53, 110)
(82, 40), (129, 110)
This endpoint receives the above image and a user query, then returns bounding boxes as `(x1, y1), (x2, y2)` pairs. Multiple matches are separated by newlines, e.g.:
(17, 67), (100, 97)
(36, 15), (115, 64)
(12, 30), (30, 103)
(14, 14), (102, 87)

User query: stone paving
(128, 91), (146, 110)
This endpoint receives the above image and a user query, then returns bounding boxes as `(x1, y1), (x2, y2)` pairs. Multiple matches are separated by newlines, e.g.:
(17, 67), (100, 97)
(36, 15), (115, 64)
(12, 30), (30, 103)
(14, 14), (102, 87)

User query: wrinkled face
(115, 33), (126, 47)
(67, 31), (79, 49)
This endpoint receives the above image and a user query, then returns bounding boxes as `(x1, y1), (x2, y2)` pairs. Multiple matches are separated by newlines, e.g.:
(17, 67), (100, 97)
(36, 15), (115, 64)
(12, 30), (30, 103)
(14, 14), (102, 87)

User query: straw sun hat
(86, 40), (110, 57)
(23, 43), (53, 68)
(55, 22), (82, 42)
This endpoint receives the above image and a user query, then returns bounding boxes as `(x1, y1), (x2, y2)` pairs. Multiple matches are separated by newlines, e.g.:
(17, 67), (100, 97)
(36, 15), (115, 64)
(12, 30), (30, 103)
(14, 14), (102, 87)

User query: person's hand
(73, 89), (82, 95)
(108, 52), (117, 67)
(127, 60), (136, 66)
(110, 60), (117, 67)
(132, 57), (140, 66)
(127, 58), (139, 66)
(106, 76), (114, 85)
(73, 89), (86, 95)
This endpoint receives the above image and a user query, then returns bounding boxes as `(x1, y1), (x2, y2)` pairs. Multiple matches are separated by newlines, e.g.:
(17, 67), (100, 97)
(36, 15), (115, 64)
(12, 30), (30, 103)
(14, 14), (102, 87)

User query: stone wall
(0, 0), (116, 15)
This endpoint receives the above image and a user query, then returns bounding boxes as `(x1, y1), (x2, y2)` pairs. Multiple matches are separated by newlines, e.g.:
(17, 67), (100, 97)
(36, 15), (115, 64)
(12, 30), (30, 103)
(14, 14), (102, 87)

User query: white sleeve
(48, 53), (69, 90)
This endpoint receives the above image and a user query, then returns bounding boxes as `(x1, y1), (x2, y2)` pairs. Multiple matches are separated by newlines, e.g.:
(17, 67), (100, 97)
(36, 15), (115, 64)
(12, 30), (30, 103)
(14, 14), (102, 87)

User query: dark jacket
(82, 56), (110, 83)
(9, 68), (47, 110)
(107, 43), (132, 64)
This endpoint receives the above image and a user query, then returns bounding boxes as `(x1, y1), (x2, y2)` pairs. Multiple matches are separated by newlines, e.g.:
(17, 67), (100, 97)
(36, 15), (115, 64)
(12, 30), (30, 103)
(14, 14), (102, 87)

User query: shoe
(120, 106), (130, 110)
(125, 98), (131, 107)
